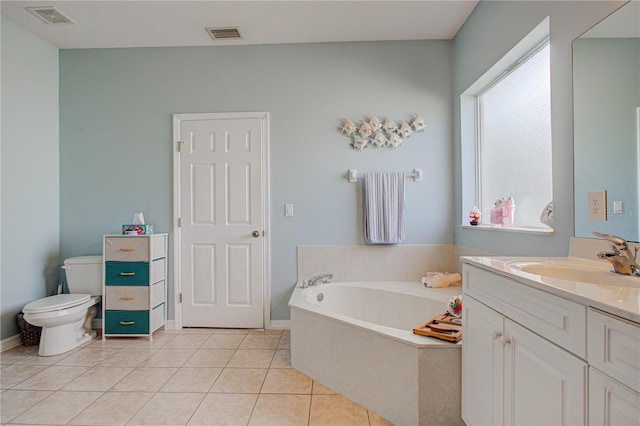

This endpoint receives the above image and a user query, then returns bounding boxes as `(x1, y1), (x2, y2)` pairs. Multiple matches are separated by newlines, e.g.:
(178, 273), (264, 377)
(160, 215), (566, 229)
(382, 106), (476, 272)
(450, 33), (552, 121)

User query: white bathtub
(289, 281), (464, 426)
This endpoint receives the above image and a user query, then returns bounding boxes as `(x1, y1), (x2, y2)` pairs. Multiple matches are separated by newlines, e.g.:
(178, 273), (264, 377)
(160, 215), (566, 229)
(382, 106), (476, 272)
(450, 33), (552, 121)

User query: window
(461, 18), (552, 232)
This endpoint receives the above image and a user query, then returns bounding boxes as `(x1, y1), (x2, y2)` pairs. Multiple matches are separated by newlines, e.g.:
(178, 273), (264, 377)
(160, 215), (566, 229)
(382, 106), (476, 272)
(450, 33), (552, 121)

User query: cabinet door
(463, 296), (505, 426)
(504, 319), (587, 425)
(589, 368), (640, 426)
(588, 309), (640, 393)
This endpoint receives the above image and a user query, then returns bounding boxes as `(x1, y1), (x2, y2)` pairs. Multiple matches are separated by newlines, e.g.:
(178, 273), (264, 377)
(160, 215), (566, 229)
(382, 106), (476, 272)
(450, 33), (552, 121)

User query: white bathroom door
(174, 113), (268, 328)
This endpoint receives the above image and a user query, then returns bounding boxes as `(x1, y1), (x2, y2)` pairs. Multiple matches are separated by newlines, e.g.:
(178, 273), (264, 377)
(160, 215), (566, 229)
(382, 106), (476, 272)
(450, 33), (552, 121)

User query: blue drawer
(105, 261), (149, 285)
(105, 310), (149, 334)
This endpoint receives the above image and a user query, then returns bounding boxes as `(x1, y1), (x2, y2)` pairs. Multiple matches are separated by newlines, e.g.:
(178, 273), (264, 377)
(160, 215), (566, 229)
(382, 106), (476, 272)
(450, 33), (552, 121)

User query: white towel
(364, 172), (406, 244)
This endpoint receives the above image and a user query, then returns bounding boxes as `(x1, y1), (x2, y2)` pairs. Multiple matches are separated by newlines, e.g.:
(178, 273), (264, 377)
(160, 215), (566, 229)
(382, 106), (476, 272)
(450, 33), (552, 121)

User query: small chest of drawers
(102, 234), (167, 340)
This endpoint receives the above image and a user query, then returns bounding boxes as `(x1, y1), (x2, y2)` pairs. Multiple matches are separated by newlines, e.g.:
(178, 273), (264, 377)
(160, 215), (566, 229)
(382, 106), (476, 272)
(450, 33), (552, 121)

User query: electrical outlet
(588, 190), (607, 221)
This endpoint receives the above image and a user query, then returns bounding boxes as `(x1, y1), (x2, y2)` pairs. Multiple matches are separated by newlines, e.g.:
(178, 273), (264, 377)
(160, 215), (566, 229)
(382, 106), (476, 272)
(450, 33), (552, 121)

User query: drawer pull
(120, 272), (136, 276)
(120, 296), (136, 301)
(120, 248), (135, 252)
(120, 321), (136, 325)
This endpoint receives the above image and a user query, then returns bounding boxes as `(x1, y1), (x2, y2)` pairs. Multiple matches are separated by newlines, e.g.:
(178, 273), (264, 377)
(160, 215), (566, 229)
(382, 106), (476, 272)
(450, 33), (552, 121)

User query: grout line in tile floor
(1, 328), (393, 425)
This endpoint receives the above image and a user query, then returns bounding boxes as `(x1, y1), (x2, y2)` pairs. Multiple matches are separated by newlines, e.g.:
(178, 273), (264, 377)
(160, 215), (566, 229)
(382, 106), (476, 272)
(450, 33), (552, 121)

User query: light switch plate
(613, 200), (623, 215)
(588, 190), (607, 221)
(285, 204), (294, 217)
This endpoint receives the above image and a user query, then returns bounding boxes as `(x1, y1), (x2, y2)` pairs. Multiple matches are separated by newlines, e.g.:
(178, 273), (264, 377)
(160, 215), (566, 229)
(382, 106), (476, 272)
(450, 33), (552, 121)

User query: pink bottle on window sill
(490, 197), (516, 227)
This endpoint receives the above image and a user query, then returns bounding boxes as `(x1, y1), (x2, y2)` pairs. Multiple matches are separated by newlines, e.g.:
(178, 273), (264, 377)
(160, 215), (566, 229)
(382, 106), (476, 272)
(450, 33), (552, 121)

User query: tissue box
(122, 224), (154, 235)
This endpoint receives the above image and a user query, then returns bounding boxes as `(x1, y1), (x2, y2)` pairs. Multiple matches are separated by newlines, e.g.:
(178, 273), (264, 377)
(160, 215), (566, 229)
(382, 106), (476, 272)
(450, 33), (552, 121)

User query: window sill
(459, 224), (554, 236)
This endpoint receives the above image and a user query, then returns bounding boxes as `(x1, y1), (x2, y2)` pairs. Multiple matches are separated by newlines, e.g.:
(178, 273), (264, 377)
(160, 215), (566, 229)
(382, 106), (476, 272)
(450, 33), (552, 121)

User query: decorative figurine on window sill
(469, 206), (481, 226)
(540, 201), (553, 228)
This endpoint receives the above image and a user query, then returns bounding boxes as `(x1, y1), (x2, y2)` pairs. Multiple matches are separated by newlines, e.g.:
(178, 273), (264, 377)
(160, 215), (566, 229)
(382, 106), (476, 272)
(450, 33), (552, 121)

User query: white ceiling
(0, 0), (478, 49)
(581, 0), (640, 38)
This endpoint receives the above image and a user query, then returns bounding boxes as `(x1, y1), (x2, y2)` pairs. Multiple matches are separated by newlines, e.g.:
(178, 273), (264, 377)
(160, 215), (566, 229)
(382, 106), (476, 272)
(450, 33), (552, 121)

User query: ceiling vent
(26, 6), (75, 25)
(206, 27), (242, 40)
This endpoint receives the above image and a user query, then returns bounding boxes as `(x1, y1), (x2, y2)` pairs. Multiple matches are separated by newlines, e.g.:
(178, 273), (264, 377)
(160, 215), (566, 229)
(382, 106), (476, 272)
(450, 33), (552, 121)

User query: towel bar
(347, 168), (422, 183)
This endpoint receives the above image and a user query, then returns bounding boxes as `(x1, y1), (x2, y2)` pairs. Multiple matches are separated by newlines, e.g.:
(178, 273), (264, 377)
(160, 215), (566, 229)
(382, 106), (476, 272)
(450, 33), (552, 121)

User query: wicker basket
(16, 312), (41, 346)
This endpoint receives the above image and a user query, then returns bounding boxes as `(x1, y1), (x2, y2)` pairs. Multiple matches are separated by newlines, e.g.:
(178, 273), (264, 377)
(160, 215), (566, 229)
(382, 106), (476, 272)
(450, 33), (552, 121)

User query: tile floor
(1, 328), (393, 425)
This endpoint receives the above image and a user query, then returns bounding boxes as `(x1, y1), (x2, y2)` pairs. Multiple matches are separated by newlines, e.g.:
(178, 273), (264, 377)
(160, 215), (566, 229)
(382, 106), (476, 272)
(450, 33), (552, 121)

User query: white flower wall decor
(339, 114), (425, 150)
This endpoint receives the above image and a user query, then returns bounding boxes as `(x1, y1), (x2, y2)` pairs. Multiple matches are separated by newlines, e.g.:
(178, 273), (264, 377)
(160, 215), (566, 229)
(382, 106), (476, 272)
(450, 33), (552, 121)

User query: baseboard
(269, 320), (290, 330)
(1, 334), (22, 352)
(160, 319), (286, 331)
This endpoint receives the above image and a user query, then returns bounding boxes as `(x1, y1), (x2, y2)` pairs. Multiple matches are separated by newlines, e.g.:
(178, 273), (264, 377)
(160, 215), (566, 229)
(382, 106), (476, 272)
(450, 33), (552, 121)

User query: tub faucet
(593, 231), (640, 276)
(300, 273), (333, 288)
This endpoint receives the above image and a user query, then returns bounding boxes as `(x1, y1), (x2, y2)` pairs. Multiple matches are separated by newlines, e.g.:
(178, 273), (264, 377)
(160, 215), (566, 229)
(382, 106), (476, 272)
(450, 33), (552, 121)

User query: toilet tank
(63, 255), (103, 295)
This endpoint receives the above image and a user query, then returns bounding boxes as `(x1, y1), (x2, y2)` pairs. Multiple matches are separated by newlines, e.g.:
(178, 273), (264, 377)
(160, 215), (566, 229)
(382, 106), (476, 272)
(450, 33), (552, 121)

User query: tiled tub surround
(297, 244), (457, 282)
(290, 281), (463, 425)
(0, 328), (393, 425)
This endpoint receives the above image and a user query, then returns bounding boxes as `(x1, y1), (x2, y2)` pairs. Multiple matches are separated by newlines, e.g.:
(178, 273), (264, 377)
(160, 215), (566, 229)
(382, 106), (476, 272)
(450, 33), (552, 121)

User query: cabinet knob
(500, 336), (511, 346)
(492, 330), (502, 340)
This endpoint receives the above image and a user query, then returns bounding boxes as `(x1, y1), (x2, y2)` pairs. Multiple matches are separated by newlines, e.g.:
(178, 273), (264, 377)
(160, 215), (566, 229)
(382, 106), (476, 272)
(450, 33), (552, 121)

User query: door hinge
(176, 141), (184, 152)
(177, 217), (182, 227)
(179, 293), (183, 303)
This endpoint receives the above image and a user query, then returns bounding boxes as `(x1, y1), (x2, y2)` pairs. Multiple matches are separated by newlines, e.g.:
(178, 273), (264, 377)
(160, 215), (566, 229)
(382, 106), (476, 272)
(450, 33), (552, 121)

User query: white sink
(505, 258), (639, 288)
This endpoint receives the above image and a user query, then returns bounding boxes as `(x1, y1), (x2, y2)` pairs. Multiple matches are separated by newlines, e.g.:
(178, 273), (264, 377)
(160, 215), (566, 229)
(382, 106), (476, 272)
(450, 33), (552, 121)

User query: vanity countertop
(461, 256), (640, 324)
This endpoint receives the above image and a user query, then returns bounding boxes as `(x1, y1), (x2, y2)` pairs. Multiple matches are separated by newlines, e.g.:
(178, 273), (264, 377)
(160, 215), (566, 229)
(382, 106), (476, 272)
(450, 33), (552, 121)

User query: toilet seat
(23, 294), (91, 314)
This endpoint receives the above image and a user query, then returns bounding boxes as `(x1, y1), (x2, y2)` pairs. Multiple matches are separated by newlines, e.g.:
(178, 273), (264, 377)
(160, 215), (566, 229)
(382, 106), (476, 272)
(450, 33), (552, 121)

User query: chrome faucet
(299, 273), (333, 288)
(593, 232), (640, 276)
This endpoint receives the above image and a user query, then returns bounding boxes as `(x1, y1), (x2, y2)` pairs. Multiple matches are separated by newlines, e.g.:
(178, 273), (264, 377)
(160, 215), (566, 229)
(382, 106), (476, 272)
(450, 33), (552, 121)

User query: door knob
(252, 230), (260, 238)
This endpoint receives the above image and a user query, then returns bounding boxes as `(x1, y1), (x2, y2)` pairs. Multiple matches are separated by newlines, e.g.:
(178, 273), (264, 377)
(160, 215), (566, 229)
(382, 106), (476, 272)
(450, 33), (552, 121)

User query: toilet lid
(23, 294), (91, 314)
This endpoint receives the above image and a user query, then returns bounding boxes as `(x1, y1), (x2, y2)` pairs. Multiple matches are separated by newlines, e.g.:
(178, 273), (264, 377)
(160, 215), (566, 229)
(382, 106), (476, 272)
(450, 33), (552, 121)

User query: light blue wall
(1, 16), (60, 339)
(453, 0), (624, 256)
(573, 38), (639, 241)
(59, 41), (454, 321)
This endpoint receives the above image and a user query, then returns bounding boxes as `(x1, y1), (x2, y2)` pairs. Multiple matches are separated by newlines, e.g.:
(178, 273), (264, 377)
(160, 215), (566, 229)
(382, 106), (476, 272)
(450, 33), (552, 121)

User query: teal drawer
(105, 261), (149, 285)
(105, 310), (149, 334)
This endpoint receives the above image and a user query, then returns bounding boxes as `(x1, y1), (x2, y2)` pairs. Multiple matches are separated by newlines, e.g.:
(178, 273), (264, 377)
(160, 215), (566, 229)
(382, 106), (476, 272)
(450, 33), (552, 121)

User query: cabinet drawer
(463, 264), (586, 358)
(588, 309), (640, 393)
(105, 286), (149, 310)
(151, 280), (165, 308)
(105, 261), (149, 285)
(105, 237), (151, 262)
(105, 310), (149, 334)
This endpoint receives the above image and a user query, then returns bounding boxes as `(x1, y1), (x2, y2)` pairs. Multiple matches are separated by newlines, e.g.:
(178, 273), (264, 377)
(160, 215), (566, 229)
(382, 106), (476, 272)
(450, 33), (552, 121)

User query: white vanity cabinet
(462, 263), (588, 425)
(102, 234), (167, 340)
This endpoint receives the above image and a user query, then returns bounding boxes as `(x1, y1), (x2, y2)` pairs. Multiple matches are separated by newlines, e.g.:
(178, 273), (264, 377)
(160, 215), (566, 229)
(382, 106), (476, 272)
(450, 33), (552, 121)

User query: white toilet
(23, 255), (102, 356)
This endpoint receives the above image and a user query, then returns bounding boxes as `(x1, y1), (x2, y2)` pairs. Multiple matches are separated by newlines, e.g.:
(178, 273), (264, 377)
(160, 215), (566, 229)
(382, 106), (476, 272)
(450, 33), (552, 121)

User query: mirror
(573, 1), (640, 242)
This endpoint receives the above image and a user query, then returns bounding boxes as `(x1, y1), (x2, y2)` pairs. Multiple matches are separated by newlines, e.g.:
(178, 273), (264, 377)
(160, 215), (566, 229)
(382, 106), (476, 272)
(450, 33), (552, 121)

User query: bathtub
(289, 281), (463, 426)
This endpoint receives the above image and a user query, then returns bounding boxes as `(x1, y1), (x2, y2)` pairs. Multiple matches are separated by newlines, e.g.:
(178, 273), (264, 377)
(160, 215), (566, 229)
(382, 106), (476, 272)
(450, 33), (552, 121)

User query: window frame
(460, 17), (553, 234)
